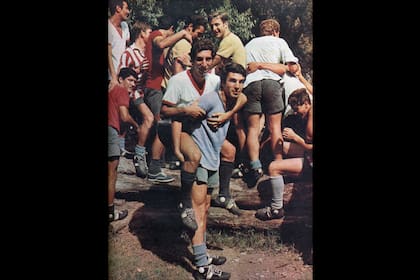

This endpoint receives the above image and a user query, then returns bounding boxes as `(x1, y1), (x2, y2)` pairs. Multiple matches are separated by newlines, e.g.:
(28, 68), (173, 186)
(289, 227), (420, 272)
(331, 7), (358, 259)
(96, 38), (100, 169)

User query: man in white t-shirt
(240, 18), (298, 188)
(108, 0), (130, 90)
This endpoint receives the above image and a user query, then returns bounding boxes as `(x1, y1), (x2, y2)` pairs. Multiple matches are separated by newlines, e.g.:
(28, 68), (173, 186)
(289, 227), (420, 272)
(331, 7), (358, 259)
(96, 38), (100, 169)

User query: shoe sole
(212, 203), (242, 216)
(182, 221), (198, 231)
(209, 256), (227, 265)
(135, 170), (148, 178)
(148, 177), (175, 183)
(123, 153), (135, 159)
(136, 173), (147, 179)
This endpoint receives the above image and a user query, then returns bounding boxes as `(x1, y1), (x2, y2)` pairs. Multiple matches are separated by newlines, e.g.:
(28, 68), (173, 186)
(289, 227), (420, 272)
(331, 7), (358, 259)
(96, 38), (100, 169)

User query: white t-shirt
(162, 70), (220, 108)
(282, 73), (313, 118)
(244, 35), (297, 88)
(108, 19), (130, 80)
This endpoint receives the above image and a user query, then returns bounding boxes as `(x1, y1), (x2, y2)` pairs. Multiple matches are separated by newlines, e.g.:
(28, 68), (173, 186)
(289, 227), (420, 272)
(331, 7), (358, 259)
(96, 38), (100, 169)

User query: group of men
(107, 1), (313, 279)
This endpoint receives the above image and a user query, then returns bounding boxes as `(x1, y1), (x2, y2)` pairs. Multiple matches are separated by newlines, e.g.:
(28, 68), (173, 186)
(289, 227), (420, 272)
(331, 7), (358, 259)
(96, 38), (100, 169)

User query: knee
(221, 148), (235, 162)
(268, 161), (282, 176)
(188, 150), (201, 167)
(143, 113), (154, 128)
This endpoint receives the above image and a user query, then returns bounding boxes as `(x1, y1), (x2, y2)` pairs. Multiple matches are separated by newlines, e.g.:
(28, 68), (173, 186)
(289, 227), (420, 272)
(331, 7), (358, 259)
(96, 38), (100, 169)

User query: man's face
(191, 50), (213, 77)
(141, 28), (152, 42)
(192, 25), (205, 40)
(292, 102), (310, 118)
(222, 72), (245, 100)
(119, 1), (130, 21)
(120, 75), (137, 93)
(210, 17), (227, 38)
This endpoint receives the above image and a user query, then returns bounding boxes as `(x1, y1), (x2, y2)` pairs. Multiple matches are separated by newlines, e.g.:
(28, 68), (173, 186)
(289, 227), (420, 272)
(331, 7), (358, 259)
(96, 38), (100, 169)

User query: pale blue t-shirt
(189, 91), (230, 171)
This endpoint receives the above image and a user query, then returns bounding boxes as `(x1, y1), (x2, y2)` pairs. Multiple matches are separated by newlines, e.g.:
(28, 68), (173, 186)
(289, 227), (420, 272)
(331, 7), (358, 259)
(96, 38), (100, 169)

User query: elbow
(160, 108), (167, 118)
(121, 116), (130, 123)
(242, 94), (248, 103)
(160, 106), (170, 118)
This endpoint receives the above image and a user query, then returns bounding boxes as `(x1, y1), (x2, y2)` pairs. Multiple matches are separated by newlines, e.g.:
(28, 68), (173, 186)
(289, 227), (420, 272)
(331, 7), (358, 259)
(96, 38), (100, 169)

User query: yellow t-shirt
(217, 32), (246, 68)
(162, 39), (192, 89)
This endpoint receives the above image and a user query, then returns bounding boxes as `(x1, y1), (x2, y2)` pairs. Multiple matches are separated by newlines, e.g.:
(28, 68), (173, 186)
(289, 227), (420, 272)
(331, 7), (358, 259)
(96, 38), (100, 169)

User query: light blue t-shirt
(189, 91), (230, 171)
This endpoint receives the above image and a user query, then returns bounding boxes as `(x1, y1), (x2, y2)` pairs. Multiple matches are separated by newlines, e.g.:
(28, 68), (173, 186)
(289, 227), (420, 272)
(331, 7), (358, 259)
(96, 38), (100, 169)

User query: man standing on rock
(161, 39), (246, 232)
(108, 68), (140, 222)
(255, 88), (313, 221)
(187, 62), (247, 280)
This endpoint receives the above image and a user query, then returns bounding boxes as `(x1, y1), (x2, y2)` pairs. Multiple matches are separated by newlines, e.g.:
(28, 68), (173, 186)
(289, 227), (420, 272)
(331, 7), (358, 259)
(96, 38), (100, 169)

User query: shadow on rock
(120, 186), (196, 273)
(280, 181), (313, 265)
(254, 176), (313, 265)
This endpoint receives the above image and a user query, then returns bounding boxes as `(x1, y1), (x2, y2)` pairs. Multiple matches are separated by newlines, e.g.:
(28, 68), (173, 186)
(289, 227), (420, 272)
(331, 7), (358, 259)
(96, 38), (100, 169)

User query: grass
(206, 227), (288, 252)
(109, 252), (188, 280)
(109, 227), (302, 280)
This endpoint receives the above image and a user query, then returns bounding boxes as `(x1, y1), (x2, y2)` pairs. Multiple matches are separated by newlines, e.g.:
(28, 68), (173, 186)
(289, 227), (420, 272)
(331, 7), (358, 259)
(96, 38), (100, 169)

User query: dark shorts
(243, 79), (285, 115)
(144, 87), (163, 116)
(156, 118), (173, 148)
(128, 99), (144, 125)
(133, 96), (145, 107)
(226, 121), (238, 147)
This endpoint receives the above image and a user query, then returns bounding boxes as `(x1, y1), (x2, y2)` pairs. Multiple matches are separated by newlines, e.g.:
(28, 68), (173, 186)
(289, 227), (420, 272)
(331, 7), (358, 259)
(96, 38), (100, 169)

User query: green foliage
(127, 0), (163, 28)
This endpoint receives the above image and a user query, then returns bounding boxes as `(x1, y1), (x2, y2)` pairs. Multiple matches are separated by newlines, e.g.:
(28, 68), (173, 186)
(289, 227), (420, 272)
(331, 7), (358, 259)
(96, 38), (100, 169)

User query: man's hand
(185, 100), (205, 119)
(177, 54), (192, 68)
(282, 127), (297, 141)
(207, 112), (231, 131)
(247, 62), (260, 73)
(174, 148), (185, 163)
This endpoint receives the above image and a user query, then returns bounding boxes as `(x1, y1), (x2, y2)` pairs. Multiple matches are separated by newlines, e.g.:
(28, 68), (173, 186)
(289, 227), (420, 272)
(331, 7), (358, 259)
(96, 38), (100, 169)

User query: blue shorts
(108, 126), (120, 158)
(196, 166), (219, 190)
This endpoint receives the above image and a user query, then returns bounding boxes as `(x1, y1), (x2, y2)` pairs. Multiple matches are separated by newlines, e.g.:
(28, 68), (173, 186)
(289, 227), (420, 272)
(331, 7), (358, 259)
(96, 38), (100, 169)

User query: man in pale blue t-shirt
(187, 62), (247, 280)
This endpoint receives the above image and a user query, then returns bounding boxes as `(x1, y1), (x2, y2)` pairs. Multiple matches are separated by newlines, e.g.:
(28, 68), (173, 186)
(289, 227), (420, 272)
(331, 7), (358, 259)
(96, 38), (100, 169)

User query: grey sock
(135, 145), (146, 155)
(149, 159), (161, 174)
(192, 243), (208, 267)
(250, 159), (262, 170)
(119, 137), (125, 150)
(270, 175), (284, 209)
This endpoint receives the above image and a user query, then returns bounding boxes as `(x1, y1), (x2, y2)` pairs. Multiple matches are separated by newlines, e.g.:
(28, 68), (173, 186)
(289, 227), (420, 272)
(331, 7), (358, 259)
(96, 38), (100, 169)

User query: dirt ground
(109, 157), (313, 280)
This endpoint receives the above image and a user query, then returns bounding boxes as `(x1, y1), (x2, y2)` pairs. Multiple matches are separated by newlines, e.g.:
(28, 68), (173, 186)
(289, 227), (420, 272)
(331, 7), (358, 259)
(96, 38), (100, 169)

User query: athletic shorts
(132, 89), (145, 107)
(196, 166), (219, 190)
(108, 126), (121, 158)
(144, 87), (163, 116)
(243, 79), (285, 115)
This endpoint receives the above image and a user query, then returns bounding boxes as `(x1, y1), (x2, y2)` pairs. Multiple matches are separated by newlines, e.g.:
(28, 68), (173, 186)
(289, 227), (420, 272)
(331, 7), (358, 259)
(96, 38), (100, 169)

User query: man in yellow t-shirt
(208, 11), (246, 75)
(161, 15), (207, 90)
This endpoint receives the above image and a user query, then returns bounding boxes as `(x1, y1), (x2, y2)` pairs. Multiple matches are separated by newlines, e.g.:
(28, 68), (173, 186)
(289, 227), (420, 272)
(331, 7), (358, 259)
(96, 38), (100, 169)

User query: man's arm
(207, 93), (247, 129)
(210, 54), (223, 71)
(294, 64), (313, 94)
(282, 126), (312, 151)
(247, 61), (289, 75)
(208, 92), (247, 122)
(161, 101), (205, 119)
(119, 105), (139, 129)
(154, 30), (192, 50)
(108, 44), (118, 89)
(305, 107), (313, 143)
